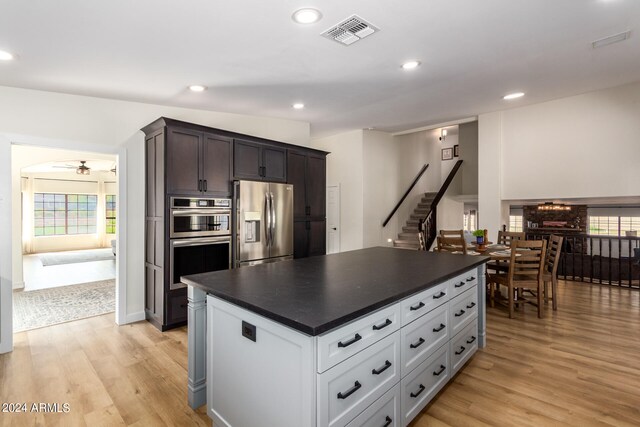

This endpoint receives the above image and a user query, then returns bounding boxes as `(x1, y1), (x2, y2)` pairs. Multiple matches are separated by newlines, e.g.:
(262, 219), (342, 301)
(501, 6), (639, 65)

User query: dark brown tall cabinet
(143, 117), (327, 331)
(288, 150), (327, 259)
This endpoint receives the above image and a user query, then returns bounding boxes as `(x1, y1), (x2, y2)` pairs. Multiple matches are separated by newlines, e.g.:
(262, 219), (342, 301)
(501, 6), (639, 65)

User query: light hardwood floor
(1, 280), (639, 426)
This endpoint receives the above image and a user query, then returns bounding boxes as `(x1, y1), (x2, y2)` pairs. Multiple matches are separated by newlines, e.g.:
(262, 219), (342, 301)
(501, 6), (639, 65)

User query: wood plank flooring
(1, 280), (639, 426)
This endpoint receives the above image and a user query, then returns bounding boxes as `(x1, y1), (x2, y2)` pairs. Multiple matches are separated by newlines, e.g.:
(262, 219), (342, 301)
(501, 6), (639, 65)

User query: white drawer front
(400, 281), (448, 326)
(450, 318), (478, 375)
(318, 331), (401, 427)
(449, 286), (478, 337)
(400, 343), (449, 424)
(317, 303), (401, 373)
(448, 269), (478, 299)
(345, 382), (401, 427)
(400, 303), (449, 377)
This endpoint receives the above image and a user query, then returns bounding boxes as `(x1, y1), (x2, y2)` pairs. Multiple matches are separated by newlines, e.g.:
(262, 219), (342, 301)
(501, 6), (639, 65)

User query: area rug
(38, 248), (115, 266)
(13, 279), (115, 332)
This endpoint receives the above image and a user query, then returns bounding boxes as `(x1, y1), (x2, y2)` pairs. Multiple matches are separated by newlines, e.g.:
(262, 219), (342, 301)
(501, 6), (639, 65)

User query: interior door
(326, 185), (340, 254)
(269, 183), (293, 258)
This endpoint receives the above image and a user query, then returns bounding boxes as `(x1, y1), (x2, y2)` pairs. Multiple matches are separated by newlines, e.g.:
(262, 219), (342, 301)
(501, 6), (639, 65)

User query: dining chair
(439, 229), (465, 239)
(488, 239), (547, 318)
(542, 235), (563, 311)
(497, 231), (525, 246)
(436, 236), (467, 254)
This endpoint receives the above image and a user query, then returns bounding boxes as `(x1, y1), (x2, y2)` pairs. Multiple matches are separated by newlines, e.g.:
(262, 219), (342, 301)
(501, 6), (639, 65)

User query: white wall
(0, 86), (310, 350)
(312, 130), (364, 252)
(458, 121), (479, 196)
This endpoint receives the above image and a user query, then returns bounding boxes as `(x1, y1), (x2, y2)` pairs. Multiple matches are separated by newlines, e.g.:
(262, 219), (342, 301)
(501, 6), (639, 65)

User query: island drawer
(318, 331), (401, 427)
(400, 302), (449, 377)
(450, 318), (478, 375)
(400, 343), (449, 425)
(448, 269), (478, 299)
(317, 303), (401, 373)
(400, 281), (449, 326)
(345, 382), (401, 427)
(449, 286), (478, 338)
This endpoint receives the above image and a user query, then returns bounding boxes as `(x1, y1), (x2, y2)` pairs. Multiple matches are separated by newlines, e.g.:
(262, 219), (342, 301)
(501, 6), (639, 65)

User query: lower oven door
(170, 236), (231, 290)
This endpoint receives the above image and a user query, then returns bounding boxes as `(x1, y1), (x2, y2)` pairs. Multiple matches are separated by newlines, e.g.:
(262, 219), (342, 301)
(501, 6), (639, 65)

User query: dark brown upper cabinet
(234, 139), (287, 182)
(166, 127), (232, 196)
(287, 150), (326, 221)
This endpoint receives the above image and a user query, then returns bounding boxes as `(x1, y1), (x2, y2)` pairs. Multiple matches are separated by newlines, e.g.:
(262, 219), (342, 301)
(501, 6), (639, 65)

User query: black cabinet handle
(466, 276), (476, 282)
(432, 323), (446, 333)
(203, 180), (207, 192)
(410, 384), (425, 398)
(467, 336), (477, 344)
(373, 319), (392, 331)
(454, 309), (466, 317)
(433, 291), (446, 299)
(466, 302), (476, 309)
(337, 381), (361, 400)
(410, 337), (425, 349)
(198, 179), (202, 191)
(455, 346), (466, 355)
(433, 365), (446, 376)
(306, 206), (311, 215)
(454, 281), (466, 288)
(383, 415), (392, 427)
(410, 301), (425, 311)
(372, 360), (392, 375)
(338, 333), (362, 348)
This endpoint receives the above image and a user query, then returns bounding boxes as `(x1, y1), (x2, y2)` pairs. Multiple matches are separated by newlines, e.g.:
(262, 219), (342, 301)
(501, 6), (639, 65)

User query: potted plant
(472, 229), (484, 244)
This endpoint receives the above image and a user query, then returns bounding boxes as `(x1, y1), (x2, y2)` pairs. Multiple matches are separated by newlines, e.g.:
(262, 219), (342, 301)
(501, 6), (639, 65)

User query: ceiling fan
(52, 160), (91, 175)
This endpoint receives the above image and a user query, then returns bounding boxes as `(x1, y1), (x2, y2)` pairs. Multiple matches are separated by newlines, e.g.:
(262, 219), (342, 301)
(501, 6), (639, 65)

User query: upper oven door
(170, 209), (231, 238)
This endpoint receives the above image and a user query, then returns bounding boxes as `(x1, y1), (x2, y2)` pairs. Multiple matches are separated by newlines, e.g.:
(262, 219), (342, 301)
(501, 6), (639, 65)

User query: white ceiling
(1, 0), (639, 138)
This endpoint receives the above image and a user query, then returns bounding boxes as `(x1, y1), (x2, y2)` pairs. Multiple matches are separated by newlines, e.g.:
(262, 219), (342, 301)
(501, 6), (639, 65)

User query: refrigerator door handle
(270, 192), (276, 245)
(264, 192), (271, 247)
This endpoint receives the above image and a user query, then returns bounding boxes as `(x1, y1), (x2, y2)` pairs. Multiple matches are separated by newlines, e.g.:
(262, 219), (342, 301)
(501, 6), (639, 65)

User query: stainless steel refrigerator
(234, 180), (294, 266)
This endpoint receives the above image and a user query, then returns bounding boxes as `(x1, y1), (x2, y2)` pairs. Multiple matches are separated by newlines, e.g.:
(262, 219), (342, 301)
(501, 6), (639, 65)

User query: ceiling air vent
(321, 15), (379, 46)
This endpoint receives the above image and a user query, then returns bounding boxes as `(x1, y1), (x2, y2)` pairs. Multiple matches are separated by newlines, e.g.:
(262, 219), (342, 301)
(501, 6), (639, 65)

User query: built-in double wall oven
(169, 197), (231, 290)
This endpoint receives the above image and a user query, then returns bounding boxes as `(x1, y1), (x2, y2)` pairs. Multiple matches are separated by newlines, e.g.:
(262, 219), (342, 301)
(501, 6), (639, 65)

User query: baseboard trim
(12, 281), (24, 290)
(124, 311), (146, 325)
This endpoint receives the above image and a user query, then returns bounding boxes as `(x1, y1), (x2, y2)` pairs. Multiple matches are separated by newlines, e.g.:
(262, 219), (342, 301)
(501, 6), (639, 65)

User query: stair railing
(418, 160), (463, 250)
(382, 164), (429, 227)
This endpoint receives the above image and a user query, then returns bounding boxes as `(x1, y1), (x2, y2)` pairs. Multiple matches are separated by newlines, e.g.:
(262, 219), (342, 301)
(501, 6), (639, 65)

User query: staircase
(393, 192), (437, 250)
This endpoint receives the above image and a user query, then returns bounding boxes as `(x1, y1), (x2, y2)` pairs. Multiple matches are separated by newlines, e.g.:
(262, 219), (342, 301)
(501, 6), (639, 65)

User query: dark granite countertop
(181, 247), (489, 336)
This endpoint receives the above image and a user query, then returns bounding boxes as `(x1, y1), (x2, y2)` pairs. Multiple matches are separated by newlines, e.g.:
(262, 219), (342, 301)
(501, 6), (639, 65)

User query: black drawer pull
(432, 323), (446, 333)
(372, 360), (392, 375)
(466, 276), (476, 282)
(337, 381), (361, 400)
(410, 384), (425, 398)
(454, 281), (465, 288)
(410, 301), (425, 311)
(433, 291), (446, 299)
(338, 333), (362, 348)
(454, 309), (466, 317)
(455, 346), (466, 355)
(373, 319), (392, 331)
(433, 365), (446, 376)
(467, 336), (476, 344)
(410, 337), (425, 349)
(383, 415), (392, 427)
(466, 302), (476, 309)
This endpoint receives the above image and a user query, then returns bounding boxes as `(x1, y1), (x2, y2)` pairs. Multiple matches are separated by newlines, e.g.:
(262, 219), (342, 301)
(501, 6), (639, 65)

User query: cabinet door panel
(263, 146), (287, 182)
(146, 137), (156, 217)
(202, 134), (231, 195)
(233, 140), (262, 180)
(287, 151), (307, 219)
(308, 220), (326, 257)
(293, 221), (308, 259)
(306, 155), (326, 218)
(166, 128), (202, 195)
(154, 133), (165, 215)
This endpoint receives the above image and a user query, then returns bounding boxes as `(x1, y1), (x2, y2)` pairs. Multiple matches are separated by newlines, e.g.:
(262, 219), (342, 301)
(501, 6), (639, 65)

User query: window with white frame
(509, 215), (523, 232)
(589, 216), (640, 236)
(34, 193), (98, 236)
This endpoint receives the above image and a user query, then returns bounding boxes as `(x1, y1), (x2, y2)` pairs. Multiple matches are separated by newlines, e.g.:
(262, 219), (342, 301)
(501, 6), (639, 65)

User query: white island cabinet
(201, 264), (485, 427)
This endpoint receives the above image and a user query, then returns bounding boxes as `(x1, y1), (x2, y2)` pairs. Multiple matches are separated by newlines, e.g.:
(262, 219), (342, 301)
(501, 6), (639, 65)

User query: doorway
(327, 185), (340, 254)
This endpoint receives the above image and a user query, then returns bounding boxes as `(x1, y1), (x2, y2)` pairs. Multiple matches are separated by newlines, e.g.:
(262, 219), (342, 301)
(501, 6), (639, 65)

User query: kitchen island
(182, 247), (488, 427)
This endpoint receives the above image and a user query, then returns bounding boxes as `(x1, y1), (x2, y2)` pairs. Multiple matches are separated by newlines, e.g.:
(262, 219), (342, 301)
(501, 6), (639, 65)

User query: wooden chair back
(508, 239), (547, 285)
(498, 231), (525, 247)
(545, 235), (564, 276)
(437, 236), (467, 254)
(439, 229), (464, 239)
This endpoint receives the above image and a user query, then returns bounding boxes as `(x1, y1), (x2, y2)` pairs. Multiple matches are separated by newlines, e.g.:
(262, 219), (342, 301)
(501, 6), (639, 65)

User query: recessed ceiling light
(292, 8), (322, 24)
(401, 60), (421, 70)
(292, 103), (305, 110)
(503, 92), (525, 100)
(189, 85), (207, 92)
(0, 50), (15, 61)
